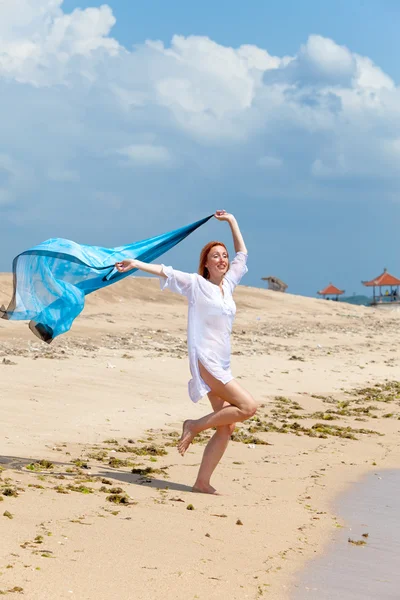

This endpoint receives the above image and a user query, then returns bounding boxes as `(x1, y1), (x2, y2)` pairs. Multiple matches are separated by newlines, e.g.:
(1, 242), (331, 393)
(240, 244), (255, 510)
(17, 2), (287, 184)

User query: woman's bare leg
(178, 362), (257, 456)
(192, 393), (236, 494)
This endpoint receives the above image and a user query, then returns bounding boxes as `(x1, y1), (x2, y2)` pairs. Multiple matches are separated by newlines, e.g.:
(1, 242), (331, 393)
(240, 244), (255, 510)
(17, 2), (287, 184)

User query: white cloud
(1, 0), (400, 269)
(311, 155), (347, 179)
(0, 153), (32, 207)
(0, 154), (19, 178)
(296, 35), (356, 85)
(258, 156), (283, 169)
(354, 55), (394, 90)
(0, 0), (119, 85)
(117, 144), (174, 166)
(47, 168), (81, 182)
(0, 190), (13, 207)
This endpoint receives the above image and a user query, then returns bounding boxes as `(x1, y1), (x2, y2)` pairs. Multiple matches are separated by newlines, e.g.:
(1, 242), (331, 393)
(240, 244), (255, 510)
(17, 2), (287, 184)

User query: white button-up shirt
(160, 252), (248, 402)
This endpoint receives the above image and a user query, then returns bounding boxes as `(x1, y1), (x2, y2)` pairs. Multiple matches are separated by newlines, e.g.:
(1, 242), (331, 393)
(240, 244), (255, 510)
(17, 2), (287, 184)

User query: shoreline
(286, 462), (400, 599)
(292, 468), (400, 599)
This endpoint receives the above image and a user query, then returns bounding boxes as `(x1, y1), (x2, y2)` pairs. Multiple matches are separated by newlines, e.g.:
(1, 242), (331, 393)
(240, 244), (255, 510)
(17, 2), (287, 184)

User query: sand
(1, 274), (400, 599)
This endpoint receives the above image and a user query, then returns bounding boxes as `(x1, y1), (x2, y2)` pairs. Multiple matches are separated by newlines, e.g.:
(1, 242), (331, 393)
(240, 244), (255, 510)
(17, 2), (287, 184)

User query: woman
(115, 210), (257, 494)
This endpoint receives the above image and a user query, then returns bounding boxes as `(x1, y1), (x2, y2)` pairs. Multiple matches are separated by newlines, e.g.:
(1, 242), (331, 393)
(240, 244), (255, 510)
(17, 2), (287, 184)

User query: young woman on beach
(115, 210), (257, 494)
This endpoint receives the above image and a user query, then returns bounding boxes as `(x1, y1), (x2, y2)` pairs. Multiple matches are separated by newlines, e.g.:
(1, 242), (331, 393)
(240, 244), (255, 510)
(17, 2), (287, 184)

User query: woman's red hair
(198, 241), (229, 280)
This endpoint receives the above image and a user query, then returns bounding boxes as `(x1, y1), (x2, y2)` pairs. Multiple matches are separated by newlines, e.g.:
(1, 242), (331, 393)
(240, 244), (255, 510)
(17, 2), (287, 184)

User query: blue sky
(1, 0), (400, 297)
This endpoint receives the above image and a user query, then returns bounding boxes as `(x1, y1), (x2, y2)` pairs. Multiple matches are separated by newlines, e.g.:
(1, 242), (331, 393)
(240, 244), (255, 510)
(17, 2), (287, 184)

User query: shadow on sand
(0, 454), (193, 493)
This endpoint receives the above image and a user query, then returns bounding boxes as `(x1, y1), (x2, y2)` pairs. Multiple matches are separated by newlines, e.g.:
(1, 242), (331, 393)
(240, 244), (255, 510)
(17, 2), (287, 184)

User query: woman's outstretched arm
(214, 210), (247, 254)
(115, 258), (166, 277)
(115, 258), (196, 298)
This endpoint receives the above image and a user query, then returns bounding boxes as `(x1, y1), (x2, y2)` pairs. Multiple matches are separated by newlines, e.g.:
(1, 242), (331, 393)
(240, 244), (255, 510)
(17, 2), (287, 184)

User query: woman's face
(205, 245), (229, 279)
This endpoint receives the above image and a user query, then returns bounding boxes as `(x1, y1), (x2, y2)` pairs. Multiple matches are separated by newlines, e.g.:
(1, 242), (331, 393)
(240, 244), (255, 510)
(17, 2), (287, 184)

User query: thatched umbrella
(261, 276), (288, 292)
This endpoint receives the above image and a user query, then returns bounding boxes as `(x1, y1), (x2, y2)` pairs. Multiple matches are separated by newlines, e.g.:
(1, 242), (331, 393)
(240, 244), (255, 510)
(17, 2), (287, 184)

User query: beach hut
(362, 268), (400, 305)
(317, 283), (344, 301)
(261, 276), (288, 292)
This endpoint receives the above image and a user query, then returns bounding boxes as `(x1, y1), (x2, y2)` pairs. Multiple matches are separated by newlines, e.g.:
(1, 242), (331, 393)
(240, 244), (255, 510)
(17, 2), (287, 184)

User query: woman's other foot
(177, 420), (196, 456)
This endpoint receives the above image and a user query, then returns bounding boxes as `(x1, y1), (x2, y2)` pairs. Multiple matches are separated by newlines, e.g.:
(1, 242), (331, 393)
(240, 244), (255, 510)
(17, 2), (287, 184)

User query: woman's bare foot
(177, 420), (196, 456)
(192, 483), (219, 495)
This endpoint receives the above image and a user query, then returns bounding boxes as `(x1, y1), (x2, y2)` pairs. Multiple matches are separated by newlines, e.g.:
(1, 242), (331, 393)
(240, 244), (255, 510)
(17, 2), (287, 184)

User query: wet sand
(292, 469), (400, 599)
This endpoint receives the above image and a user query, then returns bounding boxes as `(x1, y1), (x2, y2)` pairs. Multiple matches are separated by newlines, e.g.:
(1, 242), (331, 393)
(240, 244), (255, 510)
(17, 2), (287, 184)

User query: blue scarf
(1, 215), (212, 342)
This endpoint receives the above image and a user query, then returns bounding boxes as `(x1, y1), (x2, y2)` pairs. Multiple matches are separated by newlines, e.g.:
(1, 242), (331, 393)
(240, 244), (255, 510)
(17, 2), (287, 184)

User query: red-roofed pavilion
(362, 268), (400, 305)
(317, 283), (345, 301)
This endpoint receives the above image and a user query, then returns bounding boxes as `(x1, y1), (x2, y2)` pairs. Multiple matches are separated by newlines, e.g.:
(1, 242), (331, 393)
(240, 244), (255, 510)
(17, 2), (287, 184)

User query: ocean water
(341, 295), (371, 306)
(292, 470), (400, 599)
(317, 295), (371, 306)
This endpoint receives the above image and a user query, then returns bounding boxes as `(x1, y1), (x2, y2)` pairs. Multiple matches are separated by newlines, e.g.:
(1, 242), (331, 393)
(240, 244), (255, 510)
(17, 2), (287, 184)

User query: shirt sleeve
(224, 252), (248, 292)
(159, 265), (196, 300)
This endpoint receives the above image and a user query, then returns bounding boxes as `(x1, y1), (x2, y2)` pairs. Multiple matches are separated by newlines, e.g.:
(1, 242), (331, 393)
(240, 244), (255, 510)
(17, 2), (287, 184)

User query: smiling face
(205, 244), (229, 280)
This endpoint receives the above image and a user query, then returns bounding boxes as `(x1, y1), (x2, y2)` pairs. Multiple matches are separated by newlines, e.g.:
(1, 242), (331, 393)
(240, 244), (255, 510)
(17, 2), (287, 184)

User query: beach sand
(1, 274), (400, 599)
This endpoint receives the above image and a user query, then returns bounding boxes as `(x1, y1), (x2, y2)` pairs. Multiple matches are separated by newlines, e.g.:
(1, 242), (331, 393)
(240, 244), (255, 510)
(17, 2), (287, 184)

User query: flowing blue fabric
(1, 215), (213, 343)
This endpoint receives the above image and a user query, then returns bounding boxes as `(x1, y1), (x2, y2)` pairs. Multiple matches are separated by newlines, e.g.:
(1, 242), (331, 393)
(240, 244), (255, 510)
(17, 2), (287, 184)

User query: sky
(1, 0), (400, 297)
